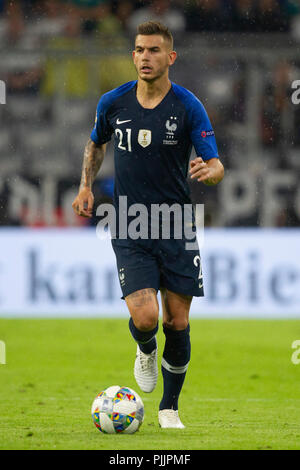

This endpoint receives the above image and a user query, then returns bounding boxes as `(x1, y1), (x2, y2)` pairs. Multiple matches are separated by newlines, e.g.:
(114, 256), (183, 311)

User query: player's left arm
(184, 91), (224, 185)
(189, 156), (224, 185)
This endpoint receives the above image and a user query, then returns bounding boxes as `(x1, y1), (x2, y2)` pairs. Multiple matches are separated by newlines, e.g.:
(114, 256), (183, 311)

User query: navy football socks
(159, 324), (191, 411)
(129, 317), (158, 354)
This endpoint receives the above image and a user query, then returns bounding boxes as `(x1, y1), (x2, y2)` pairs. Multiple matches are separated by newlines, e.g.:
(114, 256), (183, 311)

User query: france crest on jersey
(90, 80), (219, 212)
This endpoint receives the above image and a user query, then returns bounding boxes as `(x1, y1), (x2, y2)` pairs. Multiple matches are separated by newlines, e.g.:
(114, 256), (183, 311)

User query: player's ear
(169, 50), (177, 66)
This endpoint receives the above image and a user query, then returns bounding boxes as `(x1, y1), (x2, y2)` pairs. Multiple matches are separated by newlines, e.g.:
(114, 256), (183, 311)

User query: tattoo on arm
(79, 139), (106, 190)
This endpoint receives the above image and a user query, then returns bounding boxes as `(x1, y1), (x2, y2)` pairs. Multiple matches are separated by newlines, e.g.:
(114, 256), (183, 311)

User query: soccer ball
(91, 385), (144, 434)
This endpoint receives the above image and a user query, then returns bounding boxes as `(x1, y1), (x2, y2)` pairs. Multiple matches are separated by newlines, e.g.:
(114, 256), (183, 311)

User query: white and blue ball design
(91, 385), (144, 434)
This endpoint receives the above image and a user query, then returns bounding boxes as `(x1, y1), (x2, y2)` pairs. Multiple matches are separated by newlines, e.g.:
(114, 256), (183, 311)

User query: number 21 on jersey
(115, 128), (132, 152)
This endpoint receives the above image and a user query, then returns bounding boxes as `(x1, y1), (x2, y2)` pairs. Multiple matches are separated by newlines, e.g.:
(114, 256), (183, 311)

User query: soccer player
(72, 21), (224, 428)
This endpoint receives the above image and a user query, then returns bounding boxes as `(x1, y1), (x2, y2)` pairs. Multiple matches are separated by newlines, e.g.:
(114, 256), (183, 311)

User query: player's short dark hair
(136, 21), (174, 49)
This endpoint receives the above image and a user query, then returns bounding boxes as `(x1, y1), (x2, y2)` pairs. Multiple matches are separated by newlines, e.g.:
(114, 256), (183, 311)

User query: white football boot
(158, 409), (185, 429)
(134, 344), (158, 393)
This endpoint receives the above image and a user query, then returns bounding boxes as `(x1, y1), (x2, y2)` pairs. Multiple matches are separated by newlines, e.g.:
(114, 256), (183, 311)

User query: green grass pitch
(0, 318), (300, 450)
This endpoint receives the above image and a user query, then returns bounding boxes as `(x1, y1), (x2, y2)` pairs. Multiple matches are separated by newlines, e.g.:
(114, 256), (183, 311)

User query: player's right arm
(72, 91), (114, 217)
(72, 139), (107, 218)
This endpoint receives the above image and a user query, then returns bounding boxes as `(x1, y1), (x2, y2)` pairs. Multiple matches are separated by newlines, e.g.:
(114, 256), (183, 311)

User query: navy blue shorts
(111, 237), (204, 299)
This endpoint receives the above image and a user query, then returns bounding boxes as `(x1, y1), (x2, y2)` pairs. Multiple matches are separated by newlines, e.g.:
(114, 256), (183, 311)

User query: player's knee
(134, 308), (159, 332)
(163, 317), (189, 331)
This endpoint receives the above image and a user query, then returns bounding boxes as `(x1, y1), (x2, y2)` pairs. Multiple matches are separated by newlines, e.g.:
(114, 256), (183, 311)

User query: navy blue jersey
(91, 80), (219, 215)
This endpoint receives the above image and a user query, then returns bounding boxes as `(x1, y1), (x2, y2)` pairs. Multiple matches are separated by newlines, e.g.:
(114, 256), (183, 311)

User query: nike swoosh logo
(116, 118), (132, 125)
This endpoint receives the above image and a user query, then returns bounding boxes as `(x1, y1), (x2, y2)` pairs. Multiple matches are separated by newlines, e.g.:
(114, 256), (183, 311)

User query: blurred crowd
(0, 0), (299, 43)
(0, 1), (299, 228)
